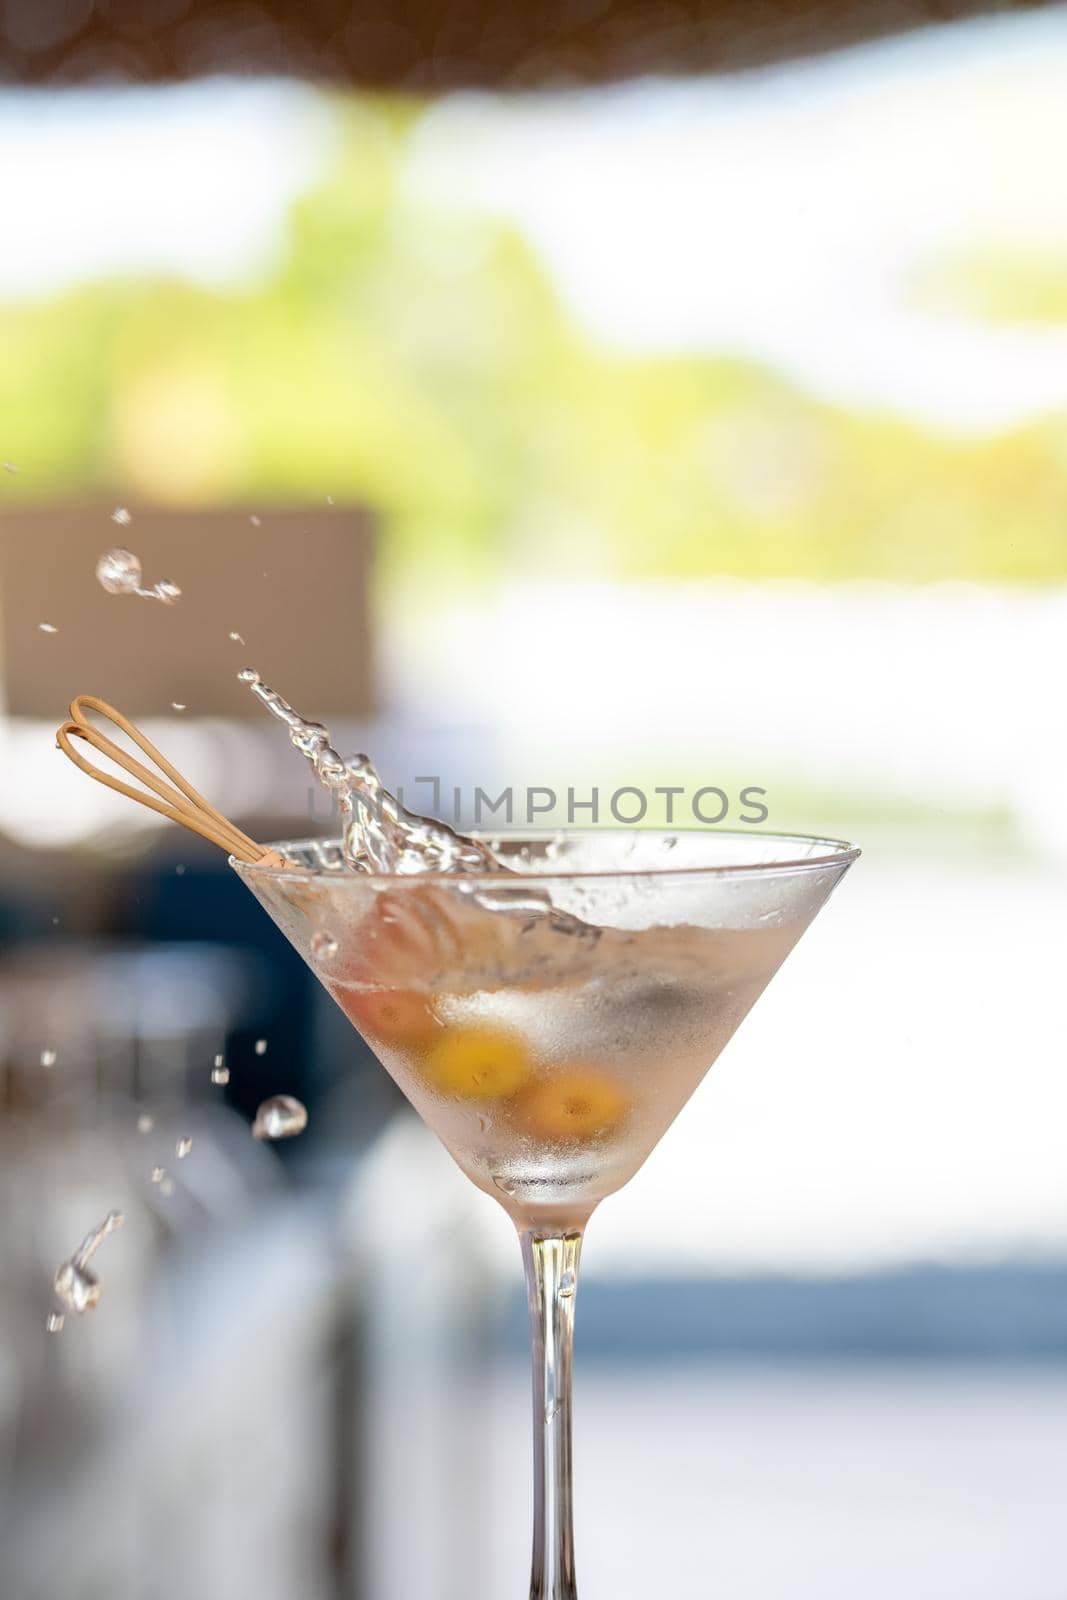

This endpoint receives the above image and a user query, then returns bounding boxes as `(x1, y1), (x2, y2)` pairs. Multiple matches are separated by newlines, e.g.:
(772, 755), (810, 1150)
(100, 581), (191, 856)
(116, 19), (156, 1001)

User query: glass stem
(520, 1227), (584, 1600)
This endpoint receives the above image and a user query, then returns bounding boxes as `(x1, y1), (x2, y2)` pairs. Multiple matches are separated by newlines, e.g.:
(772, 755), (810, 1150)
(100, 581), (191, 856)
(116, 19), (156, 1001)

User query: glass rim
(231, 828), (861, 885)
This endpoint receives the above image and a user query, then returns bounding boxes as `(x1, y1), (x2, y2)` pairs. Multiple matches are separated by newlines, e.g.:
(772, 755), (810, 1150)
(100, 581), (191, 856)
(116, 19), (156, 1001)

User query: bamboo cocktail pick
(56, 695), (289, 867)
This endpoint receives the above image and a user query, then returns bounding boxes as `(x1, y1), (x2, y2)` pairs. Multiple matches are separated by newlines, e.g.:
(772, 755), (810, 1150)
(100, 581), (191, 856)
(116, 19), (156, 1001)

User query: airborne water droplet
(137, 1113), (154, 1134)
(171, 702), (186, 712)
(176, 1135), (192, 1159)
(111, 506), (132, 526)
(310, 930), (338, 964)
(211, 1053), (230, 1086)
(53, 1210), (124, 1315)
(254, 1038), (267, 1056)
(237, 667), (259, 684)
(38, 622), (58, 634)
(95, 548), (179, 605)
(40, 1047), (57, 1068)
(151, 1166), (165, 1184)
(249, 514), (261, 526)
(159, 1176), (175, 1197)
(46, 1311), (64, 1333)
(95, 546), (142, 594)
(229, 631), (245, 644)
(252, 1095), (308, 1141)
(3, 460), (18, 473)
(54, 1259), (99, 1313)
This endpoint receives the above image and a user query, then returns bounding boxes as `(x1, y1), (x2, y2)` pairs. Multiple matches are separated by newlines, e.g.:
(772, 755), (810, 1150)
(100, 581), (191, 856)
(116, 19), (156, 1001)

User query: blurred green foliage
(2, 95), (1067, 584)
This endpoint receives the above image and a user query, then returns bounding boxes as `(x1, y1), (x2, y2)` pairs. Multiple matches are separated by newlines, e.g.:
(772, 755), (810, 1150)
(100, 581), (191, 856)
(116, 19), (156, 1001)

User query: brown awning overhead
(0, 0), (1049, 88)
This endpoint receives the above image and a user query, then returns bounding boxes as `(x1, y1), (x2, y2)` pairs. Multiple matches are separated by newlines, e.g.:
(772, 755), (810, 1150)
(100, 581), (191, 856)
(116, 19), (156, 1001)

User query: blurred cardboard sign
(0, 506), (376, 719)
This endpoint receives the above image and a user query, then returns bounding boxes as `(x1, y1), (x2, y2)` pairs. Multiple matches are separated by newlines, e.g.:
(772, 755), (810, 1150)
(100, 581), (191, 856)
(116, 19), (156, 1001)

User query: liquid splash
(96, 548), (181, 606)
(237, 669), (603, 945)
(238, 668), (499, 875)
(53, 1210), (124, 1315)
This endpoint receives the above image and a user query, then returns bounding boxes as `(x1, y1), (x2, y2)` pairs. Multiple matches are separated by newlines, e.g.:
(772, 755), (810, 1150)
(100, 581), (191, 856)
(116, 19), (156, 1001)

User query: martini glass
(233, 828), (858, 1598)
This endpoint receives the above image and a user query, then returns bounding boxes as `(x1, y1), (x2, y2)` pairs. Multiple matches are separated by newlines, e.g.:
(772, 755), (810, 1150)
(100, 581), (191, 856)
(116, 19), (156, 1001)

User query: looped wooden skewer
(56, 695), (288, 867)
